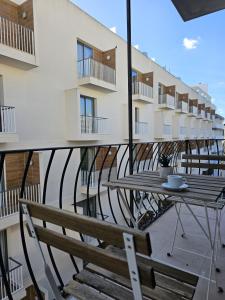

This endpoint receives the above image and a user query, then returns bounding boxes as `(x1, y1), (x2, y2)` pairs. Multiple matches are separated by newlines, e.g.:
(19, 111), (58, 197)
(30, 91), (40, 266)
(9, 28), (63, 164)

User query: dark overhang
(171, 0), (225, 21)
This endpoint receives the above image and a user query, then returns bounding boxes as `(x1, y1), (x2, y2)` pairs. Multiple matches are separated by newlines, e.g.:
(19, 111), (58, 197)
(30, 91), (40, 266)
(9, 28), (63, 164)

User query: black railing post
(185, 139), (189, 174)
(126, 0), (134, 217)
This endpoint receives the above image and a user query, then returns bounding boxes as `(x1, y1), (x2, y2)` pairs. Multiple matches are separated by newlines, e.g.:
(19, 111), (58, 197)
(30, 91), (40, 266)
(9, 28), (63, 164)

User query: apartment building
(0, 0), (224, 299)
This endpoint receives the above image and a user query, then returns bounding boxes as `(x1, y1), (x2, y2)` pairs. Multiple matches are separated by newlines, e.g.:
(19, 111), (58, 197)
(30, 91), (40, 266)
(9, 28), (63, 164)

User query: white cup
(167, 175), (185, 188)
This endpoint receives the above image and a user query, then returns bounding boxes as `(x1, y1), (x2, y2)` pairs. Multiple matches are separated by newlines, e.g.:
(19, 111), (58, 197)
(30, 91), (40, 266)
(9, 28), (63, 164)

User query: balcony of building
(188, 99), (198, 117)
(0, 258), (25, 300)
(0, 0), (37, 70)
(197, 104), (205, 119)
(0, 183), (40, 230)
(0, 106), (18, 143)
(132, 72), (154, 104)
(158, 84), (176, 109)
(77, 43), (117, 92)
(176, 93), (189, 114)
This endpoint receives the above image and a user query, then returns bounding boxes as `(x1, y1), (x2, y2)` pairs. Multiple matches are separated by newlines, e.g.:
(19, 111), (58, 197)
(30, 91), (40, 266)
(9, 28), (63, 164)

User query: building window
(77, 41), (93, 77)
(80, 95), (95, 133)
(80, 148), (96, 186)
(77, 41), (93, 62)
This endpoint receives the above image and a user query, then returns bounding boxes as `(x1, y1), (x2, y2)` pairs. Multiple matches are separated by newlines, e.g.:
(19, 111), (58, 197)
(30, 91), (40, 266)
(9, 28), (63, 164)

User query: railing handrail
(0, 15), (35, 55)
(77, 57), (115, 72)
(80, 115), (108, 120)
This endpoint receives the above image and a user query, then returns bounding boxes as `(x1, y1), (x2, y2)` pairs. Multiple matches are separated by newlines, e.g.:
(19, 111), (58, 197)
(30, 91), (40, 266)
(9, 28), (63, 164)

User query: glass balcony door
(80, 95), (95, 133)
(77, 41), (93, 77)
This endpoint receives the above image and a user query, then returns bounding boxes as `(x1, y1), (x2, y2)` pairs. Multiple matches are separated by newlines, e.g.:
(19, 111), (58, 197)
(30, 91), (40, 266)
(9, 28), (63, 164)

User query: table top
(104, 171), (225, 202)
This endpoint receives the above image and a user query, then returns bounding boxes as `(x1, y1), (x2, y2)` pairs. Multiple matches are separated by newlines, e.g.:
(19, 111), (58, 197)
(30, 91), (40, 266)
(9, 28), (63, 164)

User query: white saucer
(161, 183), (189, 191)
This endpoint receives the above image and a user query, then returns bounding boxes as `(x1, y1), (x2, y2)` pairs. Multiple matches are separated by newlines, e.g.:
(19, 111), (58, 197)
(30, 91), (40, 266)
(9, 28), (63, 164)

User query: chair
(19, 199), (199, 300)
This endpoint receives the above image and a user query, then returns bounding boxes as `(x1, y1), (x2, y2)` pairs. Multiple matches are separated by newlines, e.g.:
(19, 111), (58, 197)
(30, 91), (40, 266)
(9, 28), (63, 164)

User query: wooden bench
(20, 199), (199, 300)
(182, 154), (225, 175)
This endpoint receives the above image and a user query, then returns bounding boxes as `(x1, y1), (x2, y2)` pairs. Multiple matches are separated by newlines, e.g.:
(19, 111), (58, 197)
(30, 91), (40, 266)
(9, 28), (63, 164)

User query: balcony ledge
(0, 44), (37, 70)
(67, 133), (109, 141)
(132, 94), (154, 104)
(158, 103), (175, 110)
(0, 133), (18, 143)
(80, 185), (107, 196)
(175, 108), (188, 114)
(78, 77), (117, 93)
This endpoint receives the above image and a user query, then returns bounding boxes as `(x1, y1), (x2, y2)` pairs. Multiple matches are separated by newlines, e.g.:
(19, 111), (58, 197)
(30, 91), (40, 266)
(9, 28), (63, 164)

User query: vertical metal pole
(126, 0), (134, 217)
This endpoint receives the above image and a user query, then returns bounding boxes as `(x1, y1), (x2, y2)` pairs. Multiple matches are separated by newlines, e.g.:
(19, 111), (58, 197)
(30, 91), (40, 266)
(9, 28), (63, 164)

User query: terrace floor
(146, 204), (225, 300)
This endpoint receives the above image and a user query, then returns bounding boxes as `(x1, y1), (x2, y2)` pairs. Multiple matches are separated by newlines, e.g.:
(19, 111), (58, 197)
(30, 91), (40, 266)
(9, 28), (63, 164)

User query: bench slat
(106, 245), (198, 286)
(33, 224), (156, 288)
(64, 280), (108, 300)
(20, 199), (151, 256)
(86, 264), (192, 300)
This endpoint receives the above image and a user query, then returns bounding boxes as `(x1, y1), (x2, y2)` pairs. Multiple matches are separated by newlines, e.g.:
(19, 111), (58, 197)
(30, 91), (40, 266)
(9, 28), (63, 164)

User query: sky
(72, 0), (225, 116)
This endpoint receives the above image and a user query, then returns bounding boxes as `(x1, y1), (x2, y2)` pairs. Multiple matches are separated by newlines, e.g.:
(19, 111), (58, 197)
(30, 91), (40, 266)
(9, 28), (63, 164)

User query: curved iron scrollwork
(0, 138), (223, 298)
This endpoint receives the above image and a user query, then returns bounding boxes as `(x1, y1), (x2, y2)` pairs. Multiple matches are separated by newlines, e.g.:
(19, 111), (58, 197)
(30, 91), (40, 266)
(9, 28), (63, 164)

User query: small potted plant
(158, 154), (173, 178)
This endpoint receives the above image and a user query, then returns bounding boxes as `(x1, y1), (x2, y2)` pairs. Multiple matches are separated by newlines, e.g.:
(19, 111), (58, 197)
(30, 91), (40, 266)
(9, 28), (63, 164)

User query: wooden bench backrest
(19, 199), (155, 288)
(181, 154), (225, 170)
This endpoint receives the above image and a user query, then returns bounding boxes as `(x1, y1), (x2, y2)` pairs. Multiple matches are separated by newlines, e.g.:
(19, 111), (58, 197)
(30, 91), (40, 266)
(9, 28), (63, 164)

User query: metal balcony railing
(189, 106), (198, 115)
(177, 101), (188, 113)
(77, 58), (116, 84)
(135, 121), (148, 135)
(80, 115), (108, 134)
(132, 81), (153, 98)
(163, 124), (172, 135)
(0, 258), (23, 300)
(0, 139), (224, 299)
(0, 106), (16, 133)
(0, 16), (35, 55)
(0, 184), (40, 218)
(158, 94), (175, 108)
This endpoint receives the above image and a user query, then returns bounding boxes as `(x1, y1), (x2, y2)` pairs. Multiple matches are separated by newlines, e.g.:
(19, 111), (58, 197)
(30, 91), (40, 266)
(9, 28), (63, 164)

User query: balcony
(0, 106), (18, 143)
(132, 81), (153, 104)
(134, 121), (148, 137)
(77, 58), (116, 92)
(176, 100), (188, 114)
(0, 16), (37, 69)
(0, 184), (40, 230)
(80, 115), (109, 136)
(2, 139), (225, 300)
(197, 109), (205, 119)
(0, 258), (25, 300)
(158, 94), (175, 109)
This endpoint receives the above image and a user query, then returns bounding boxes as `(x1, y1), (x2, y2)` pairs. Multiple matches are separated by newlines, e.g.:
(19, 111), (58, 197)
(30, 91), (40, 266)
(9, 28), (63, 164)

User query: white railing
(158, 94), (175, 108)
(132, 81), (153, 98)
(0, 16), (35, 55)
(180, 126), (186, 136)
(0, 258), (23, 300)
(177, 101), (188, 113)
(0, 184), (40, 219)
(81, 167), (117, 187)
(135, 121), (148, 135)
(0, 106), (16, 133)
(80, 115), (108, 134)
(212, 123), (224, 130)
(189, 106), (198, 115)
(77, 58), (116, 84)
(163, 124), (172, 135)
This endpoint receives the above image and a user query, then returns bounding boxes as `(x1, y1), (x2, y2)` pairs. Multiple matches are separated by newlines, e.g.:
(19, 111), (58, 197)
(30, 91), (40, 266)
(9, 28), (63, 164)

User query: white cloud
(183, 37), (199, 50)
(110, 26), (117, 33)
(134, 44), (139, 50)
(151, 57), (156, 62)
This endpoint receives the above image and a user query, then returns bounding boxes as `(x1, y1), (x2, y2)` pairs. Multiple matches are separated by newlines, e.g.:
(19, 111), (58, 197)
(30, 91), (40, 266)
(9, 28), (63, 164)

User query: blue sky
(72, 0), (225, 116)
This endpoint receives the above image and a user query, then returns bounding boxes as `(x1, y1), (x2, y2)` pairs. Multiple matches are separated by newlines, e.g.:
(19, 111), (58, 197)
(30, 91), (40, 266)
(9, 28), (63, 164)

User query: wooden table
(104, 171), (225, 297)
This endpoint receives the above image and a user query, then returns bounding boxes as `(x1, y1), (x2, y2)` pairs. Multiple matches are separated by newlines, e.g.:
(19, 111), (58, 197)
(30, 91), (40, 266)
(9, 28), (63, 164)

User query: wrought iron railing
(0, 258), (23, 300)
(0, 16), (35, 55)
(77, 58), (116, 84)
(0, 139), (224, 299)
